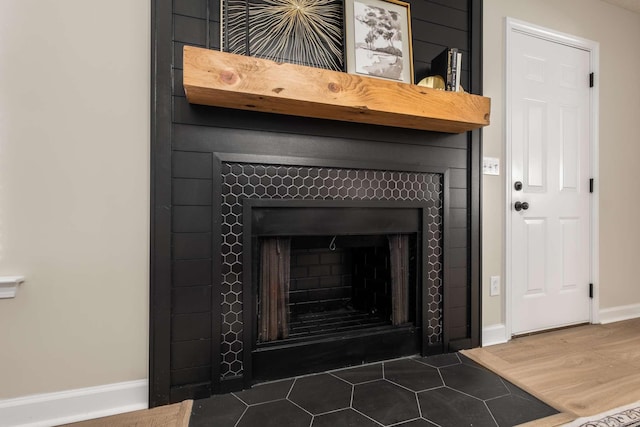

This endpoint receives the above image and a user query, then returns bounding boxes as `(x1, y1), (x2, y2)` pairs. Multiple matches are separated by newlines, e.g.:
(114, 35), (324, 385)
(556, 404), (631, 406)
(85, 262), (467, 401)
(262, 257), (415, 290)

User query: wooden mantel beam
(183, 46), (491, 134)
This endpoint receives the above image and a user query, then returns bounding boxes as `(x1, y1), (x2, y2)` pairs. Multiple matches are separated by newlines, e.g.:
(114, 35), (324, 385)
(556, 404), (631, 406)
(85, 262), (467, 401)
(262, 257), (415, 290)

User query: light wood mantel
(183, 46), (491, 134)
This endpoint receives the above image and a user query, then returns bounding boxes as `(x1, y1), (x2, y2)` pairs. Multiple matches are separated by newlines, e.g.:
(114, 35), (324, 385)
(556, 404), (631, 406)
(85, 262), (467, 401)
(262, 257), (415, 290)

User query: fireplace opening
(257, 234), (417, 345)
(246, 201), (435, 382)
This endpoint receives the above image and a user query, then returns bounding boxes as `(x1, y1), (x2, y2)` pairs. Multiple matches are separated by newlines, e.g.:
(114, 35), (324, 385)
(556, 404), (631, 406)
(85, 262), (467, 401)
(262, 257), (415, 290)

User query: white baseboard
(482, 323), (508, 346)
(0, 379), (148, 427)
(599, 303), (640, 324)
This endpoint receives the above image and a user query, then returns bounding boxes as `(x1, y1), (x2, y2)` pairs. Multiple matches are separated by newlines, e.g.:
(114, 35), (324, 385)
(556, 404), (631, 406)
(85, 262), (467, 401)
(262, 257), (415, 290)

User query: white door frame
(504, 17), (600, 339)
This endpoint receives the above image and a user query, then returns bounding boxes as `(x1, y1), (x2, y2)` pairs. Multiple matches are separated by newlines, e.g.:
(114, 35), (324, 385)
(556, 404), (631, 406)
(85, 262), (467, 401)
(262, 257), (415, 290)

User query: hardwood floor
(462, 318), (640, 422)
(62, 400), (192, 427)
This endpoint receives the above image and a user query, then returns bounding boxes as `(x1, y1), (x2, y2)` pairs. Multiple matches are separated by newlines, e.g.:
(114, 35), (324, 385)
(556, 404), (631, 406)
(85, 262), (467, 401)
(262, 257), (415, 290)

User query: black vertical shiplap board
(151, 0), (483, 405)
(469, 0), (483, 348)
(210, 155), (223, 392)
(173, 0), (207, 18)
(150, 0), (173, 408)
(173, 15), (207, 45)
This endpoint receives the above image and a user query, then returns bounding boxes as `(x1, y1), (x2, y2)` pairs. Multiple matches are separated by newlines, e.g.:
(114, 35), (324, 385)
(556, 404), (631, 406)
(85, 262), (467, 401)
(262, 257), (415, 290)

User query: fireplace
(282, 234), (416, 340)
(247, 203), (425, 381)
(151, 0), (483, 404)
(219, 162), (445, 385)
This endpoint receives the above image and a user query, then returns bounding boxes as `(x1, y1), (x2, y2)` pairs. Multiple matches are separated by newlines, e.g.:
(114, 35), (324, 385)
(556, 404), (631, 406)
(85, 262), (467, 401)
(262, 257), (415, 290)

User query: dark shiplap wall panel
(450, 209), (467, 229)
(172, 206), (212, 233)
(449, 189), (467, 209)
(173, 151), (212, 178)
(172, 42), (192, 71)
(163, 0), (479, 400)
(208, 0), (220, 20)
(174, 0), (207, 18)
(450, 267), (467, 286)
(429, 0), (468, 11)
(171, 340), (211, 369)
(171, 123), (468, 167)
(173, 70), (186, 97)
(173, 259), (212, 286)
(449, 249), (467, 268)
(172, 312), (212, 341)
(172, 179), (213, 205)
(411, 2), (468, 29)
(172, 286), (212, 314)
(173, 233), (212, 259)
(171, 366), (211, 386)
(449, 228), (467, 249)
(209, 23), (221, 48)
(412, 21), (468, 50)
(173, 15), (207, 45)
(449, 169), (467, 189)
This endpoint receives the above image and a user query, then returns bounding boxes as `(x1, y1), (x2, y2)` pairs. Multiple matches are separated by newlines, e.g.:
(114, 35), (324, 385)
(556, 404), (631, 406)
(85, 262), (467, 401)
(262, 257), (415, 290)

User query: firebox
(281, 234), (417, 341)
(243, 200), (439, 383)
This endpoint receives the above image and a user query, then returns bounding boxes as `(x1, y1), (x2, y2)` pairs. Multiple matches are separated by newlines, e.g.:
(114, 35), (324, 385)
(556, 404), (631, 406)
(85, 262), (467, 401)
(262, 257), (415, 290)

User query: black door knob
(514, 201), (529, 211)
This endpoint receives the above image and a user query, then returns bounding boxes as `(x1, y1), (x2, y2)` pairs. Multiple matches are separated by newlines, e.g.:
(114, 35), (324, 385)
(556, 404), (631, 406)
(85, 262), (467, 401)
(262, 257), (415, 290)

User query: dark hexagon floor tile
(353, 379), (420, 426)
(288, 373), (352, 415)
(440, 362), (509, 400)
(384, 359), (442, 391)
(394, 418), (438, 426)
(502, 379), (546, 403)
(236, 399), (311, 427)
(311, 408), (380, 427)
(416, 353), (461, 368)
(190, 393), (247, 427)
(234, 379), (294, 405)
(487, 394), (558, 426)
(418, 387), (497, 427)
(459, 354), (492, 371)
(331, 363), (383, 384)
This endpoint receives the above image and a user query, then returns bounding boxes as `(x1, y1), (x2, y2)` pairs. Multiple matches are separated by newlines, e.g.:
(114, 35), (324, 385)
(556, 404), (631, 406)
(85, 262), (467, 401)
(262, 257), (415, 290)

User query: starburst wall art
(221, 0), (345, 71)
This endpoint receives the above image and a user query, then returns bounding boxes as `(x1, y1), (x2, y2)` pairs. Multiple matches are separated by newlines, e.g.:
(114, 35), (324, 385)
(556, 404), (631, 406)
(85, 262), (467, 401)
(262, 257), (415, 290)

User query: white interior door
(509, 26), (592, 335)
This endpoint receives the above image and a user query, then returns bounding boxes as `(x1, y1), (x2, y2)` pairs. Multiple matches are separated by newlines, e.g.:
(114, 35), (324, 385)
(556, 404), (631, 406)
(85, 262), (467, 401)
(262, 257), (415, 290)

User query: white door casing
(505, 18), (600, 336)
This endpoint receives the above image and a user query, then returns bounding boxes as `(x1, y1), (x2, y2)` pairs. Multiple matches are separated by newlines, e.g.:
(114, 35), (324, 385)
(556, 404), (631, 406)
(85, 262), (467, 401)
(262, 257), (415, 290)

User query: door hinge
(589, 178), (594, 193)
(589, 73), (594, 88)
(589, 283), (594, 298)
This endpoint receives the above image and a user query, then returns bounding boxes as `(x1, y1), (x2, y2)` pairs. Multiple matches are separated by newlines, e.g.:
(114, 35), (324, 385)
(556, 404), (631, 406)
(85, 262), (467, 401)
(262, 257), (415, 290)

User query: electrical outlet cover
(490, 275), (500, 296)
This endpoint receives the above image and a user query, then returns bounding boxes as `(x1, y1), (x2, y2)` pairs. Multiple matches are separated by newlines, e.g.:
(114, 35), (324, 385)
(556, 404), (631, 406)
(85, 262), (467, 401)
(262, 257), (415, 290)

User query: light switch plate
(483, 157), (500, 175)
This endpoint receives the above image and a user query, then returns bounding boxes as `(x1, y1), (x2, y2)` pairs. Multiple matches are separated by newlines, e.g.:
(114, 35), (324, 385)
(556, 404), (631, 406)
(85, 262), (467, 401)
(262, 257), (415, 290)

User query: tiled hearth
(189, 353), (557, 427)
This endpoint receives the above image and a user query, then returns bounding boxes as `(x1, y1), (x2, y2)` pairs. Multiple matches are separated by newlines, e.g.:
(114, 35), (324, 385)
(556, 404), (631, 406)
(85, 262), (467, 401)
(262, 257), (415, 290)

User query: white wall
(0, 0), (150, 400)
(483, 0), (640, 329)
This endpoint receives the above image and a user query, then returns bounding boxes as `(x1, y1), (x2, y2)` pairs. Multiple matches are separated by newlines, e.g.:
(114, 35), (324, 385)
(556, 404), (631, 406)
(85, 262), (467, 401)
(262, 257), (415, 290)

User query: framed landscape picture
(345, 0), (413, 84)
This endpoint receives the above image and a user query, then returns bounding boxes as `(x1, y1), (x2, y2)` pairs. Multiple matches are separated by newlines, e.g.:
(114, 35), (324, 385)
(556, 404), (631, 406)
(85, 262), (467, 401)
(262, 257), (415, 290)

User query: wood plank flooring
(62, 400), (192, 427)
(462, 318), (640, 423)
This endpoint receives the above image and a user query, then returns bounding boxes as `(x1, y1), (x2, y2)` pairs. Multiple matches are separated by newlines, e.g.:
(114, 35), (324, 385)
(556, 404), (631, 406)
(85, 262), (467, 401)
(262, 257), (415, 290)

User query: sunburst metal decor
(222, 0), (345, 71)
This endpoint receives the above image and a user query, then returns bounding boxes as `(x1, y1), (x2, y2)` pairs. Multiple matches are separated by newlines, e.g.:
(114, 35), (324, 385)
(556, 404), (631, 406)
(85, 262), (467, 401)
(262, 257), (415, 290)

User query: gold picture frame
(344, 0), (414, 84)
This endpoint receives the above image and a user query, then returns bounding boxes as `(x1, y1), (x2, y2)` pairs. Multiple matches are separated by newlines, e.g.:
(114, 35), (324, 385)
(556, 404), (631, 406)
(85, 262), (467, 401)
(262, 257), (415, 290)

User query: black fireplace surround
(217, 162), (445, 386)
(150, 0), (482, 406)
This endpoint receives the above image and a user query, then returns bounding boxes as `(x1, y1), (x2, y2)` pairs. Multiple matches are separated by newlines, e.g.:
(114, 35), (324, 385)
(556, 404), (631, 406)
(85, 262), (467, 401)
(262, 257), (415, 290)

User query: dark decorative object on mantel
(222, 0), (345, 71)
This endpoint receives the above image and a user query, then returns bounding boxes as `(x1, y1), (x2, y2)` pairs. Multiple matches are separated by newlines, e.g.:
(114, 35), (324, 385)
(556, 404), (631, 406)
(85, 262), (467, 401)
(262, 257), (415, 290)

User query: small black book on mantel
(430, 47), (462, 91)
